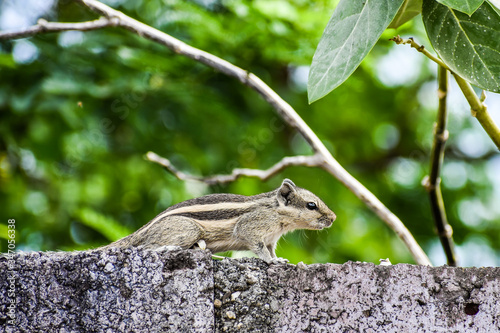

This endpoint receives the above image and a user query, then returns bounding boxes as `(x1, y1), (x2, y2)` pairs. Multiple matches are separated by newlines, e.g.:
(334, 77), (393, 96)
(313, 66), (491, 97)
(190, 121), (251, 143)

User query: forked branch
(146, 152), (323, 185)
(0, 0), (432, 265)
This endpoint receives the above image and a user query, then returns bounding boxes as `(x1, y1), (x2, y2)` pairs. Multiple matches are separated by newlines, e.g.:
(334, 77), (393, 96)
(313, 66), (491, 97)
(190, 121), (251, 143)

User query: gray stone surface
(0, 248), (214, 332)
(214, 259), (500, 332)
(214, 258), (281, 332)
(269, 262), (500, 332)
(1, 249), (499, 332)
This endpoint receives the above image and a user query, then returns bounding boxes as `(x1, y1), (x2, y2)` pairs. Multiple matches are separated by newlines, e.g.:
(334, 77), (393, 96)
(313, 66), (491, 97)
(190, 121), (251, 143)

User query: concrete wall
(1, 248), (499, 332)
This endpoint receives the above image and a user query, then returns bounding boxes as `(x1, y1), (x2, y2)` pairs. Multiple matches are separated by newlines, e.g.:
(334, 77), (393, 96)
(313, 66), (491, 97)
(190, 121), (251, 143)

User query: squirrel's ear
(277, 179), (296, 204)
(282, 179), (295, 188)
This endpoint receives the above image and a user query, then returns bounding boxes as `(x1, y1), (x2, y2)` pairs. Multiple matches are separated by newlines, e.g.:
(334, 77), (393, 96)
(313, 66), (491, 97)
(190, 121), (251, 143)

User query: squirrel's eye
(306, 202), (317, 210)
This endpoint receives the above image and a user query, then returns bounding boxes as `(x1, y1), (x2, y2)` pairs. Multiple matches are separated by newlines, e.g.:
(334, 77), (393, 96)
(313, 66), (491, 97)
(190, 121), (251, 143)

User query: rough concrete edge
(0, 248), (215, 332)
(2, 250), (500, 332)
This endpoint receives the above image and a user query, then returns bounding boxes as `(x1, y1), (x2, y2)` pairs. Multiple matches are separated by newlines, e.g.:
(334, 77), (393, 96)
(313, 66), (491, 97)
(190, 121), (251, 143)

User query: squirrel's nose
(330, 212), (337, 222)
(324, 216), (335, 227)
(325, 213), (336, 226)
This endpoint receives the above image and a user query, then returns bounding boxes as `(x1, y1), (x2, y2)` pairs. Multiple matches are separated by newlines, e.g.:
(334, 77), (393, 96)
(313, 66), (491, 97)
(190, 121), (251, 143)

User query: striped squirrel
(102, 179), (336, 262)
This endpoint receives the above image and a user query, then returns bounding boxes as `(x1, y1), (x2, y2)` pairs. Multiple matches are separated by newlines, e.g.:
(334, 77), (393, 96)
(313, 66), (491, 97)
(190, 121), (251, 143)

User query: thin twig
(146, 152), (323, 185)
(0, 17), (115, 40)
(211, 254), (227, 260)
(1, 0), (432, 265)
(423, 66), (458, 266)
(389, 36), (449, 70)
(390, 35), (500, 150)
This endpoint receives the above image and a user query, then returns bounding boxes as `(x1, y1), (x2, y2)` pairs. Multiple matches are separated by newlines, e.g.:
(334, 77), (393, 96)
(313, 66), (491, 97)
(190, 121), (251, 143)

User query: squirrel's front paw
(195, 240), (207, 250)
(269, 257), (289, 265)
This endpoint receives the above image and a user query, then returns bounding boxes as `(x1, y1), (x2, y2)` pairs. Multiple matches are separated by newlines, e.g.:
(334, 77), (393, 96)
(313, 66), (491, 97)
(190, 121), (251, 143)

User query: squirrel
(101, 179), (336, 263)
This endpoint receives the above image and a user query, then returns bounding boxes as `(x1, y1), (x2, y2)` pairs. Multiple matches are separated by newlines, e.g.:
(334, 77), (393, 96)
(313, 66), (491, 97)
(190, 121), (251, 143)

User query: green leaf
(308, 0), (405, 103)
(76, 208), (132, 242)
(0, 224), (8, 240)
(436, 0), (484, 15)
(487, 0), (500, 16)
(423, 0), (500, 93)
(389, 0), (423, 29)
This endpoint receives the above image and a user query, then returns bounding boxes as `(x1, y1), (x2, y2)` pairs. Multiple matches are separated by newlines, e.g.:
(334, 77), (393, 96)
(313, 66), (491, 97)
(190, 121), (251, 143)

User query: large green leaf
(389, 0), (423, 29)
(423, 0), (500, 93)
(308, 0), (405, 103)
(436, 0), (484, 15)
(488, 0), (500, 15)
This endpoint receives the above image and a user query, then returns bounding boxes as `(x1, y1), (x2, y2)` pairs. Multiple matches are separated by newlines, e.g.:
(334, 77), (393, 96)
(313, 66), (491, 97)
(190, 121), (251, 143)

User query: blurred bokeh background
(1, 0), (499, 266)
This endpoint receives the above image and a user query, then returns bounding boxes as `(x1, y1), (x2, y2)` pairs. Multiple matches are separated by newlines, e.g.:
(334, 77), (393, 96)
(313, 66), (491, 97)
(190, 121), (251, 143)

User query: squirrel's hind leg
(134, 216), (204, 249)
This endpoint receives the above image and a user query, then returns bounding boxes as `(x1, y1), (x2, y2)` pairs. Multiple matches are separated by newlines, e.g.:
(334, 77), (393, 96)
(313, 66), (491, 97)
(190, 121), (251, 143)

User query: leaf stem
(391, 35), (500, 150)
(452, 74), (500, 148)
(424, 66), (458, 266)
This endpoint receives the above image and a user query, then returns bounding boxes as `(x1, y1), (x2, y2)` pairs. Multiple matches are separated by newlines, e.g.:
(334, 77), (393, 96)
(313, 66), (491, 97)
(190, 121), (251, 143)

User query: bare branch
(391, 35), (500, 150)
(0, 17), (115, 40)
(148, 147), (432, 266)
(76, 0), (431, 265)
(146, 152), (323, 185)
(424, 66), (458, 266)
(2, 0), (431, 265)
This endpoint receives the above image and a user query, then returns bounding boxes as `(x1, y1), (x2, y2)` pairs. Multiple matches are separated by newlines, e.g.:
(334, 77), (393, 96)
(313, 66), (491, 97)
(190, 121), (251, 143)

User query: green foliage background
(1, 0), (499, 266)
